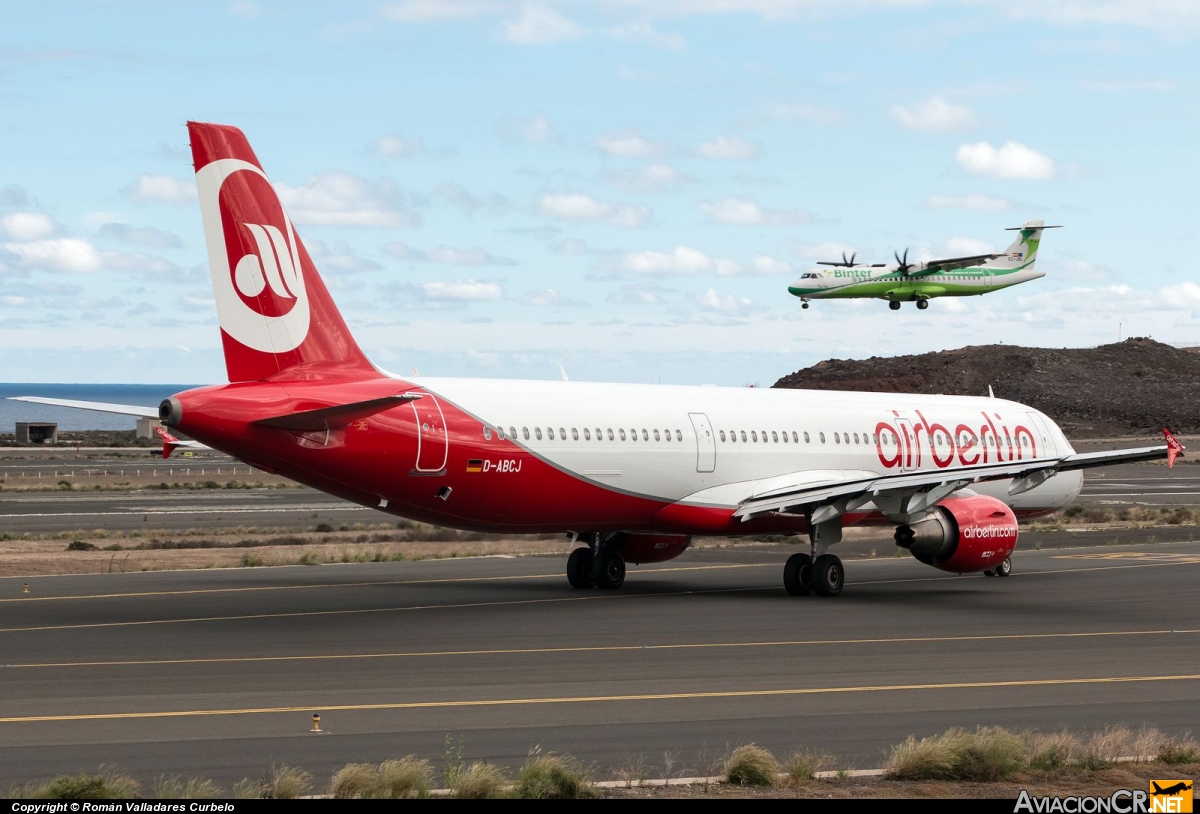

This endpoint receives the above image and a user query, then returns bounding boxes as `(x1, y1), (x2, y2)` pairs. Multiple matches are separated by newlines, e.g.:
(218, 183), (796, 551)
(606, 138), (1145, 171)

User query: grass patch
(1158, 734), (1200, 765)
(1078, 726), (1136, 771)
(12, 769), (140, 799)
(1026, 730), (1079, 772)
(514, 754), (595, 799)
(330, 764), (376, 799)
(885, 727), (1025, 781)
(265, 765), (311, 799)
(724, 744), (779, 787)
(453, 762), (509, 799)
(371, 757), (432, 799)
(784, 750), (829, 784)
(151, 776), (223, 799)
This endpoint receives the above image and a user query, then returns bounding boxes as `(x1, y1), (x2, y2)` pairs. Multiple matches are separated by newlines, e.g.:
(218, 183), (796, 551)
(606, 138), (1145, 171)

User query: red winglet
(1163, 427), (1184, 468)
(154, 425), (181, 460)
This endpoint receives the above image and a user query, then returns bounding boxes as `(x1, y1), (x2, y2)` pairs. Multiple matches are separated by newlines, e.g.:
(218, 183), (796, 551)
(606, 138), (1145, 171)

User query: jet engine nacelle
(620, 533), (691, 565)
(894, 495), (1017, 574)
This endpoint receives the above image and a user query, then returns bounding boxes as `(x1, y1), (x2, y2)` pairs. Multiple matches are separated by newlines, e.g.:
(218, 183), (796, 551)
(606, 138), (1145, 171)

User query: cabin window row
(483, 426), (685, 443)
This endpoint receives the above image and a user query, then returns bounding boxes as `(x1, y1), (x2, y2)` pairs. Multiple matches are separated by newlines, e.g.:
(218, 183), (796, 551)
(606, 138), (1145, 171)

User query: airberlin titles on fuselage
(875, 410), (1036, 470)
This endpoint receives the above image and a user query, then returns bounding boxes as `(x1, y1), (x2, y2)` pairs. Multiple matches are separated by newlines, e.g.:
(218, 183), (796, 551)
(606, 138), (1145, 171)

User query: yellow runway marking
(9, 628), (1200, 670)
(0, 563), (767, 604)
(3, 558), (1197, 634)
(0, 583), (779, 634)
(5, 673), (1199, 724)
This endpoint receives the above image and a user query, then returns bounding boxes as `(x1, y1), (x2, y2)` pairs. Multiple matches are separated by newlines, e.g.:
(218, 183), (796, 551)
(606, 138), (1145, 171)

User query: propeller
(894, 248), (912, 277)
(842, 251), (856, 267)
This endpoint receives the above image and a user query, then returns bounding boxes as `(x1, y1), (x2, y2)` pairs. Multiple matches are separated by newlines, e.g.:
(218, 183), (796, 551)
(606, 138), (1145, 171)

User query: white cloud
(307, 239), (383, 273)
(615, 245), (740, 276)
(552, 238), (592, 256)
(749, 255), (793, 275)
(520, 288), (588, 306)
(0, 185), (30, 207)
(384, 0), (498, 22)
(607, 163), (691, 194)
(1, 294), (32, 307)
(502, 4), (584, 44)
(769, 102), (843, 126)
(596, 130), (663, 159)
(607, 281), (673, 305)
(538, 193), (651, 227)
(497, 114), (556, 143)
(892, 96), (976, 133)
(372, 134), (426, 158)
(123, 174), (196, 206)
(1, 238), (103, 273)
(699, 196), (813, 225)
(276, 172), (420, 228)
(603, 21), (685, 50)
(956, 141), (1055, 180)
(941, 237), (997, 257)
(420, 279), (505, 301)
(0, 212), (58, 241)
(384, 241), (516, 265)
(923, 194), (1015, 213)
(96, 222), (183, 249)
(695, 287), (754, 314)
(696, 134), (760, 160)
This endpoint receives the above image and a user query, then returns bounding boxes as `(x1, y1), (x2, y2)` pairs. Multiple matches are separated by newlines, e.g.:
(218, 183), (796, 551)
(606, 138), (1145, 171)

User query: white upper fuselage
(414, 376), (1083, 515)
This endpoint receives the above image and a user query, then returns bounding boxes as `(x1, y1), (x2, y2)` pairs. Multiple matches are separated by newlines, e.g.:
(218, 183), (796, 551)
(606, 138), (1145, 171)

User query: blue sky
(2, 1), (1198, 386)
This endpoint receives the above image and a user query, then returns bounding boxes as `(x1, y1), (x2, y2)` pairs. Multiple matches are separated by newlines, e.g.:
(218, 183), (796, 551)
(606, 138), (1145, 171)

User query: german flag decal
(466, 459), (484, 473)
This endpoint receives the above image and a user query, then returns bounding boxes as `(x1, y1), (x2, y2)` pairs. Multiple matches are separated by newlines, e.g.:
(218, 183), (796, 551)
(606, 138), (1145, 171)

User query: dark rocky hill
(772, 338), (1200, 437)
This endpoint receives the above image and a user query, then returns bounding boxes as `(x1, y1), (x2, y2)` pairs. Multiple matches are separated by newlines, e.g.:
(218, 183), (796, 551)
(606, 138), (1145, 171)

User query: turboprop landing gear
(916, 298), (929, 310)
(567, 533), (626, 589)
(888, 300), (901, 311)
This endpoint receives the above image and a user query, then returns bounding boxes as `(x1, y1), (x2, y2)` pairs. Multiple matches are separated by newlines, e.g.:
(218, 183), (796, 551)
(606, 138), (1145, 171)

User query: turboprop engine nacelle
(893, 495), (1017, 574)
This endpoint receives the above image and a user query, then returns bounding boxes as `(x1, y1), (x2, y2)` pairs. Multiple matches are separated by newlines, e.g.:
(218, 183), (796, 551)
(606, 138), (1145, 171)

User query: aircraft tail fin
(188, 122), (377, 383)
(986, 219), (1062, 270)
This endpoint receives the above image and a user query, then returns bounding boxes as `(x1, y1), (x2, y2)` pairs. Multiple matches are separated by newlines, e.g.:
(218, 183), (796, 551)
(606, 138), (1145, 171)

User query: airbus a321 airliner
(14, 123), (1184, 598)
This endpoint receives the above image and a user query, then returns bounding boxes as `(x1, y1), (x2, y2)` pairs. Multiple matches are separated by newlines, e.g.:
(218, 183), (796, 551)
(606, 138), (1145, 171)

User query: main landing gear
(888, 298), (930, 311)
(566, 533), (626, 590)
(983, 557), (1013, 578)
(784, 517), (845, 597)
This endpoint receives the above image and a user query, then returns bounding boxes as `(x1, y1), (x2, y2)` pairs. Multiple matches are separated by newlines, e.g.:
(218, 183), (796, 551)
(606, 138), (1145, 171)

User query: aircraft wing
(733, 430), (1182, 523)
(7, 396), (160, 419)
(908, 253), (1000, 277)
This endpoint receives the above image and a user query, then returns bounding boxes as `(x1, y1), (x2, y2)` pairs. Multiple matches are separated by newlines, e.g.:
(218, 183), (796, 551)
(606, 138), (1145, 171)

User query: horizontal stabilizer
(7, 396), (160, 420)
(252, 394), (420, 431)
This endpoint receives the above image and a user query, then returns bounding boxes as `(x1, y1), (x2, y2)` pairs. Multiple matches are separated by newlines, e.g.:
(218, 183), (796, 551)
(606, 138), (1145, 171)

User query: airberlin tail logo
(196, 158), (311, 354)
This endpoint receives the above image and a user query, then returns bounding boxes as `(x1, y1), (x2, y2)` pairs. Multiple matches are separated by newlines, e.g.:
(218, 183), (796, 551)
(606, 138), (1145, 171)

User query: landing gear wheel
(593, 552), (626, 589)
(888, 300), (902, 311)
(566, 547), (594, 588)
(994, 557), (1012, 577)
(916, 298), (929, 310)
(812, 554), (844, 597)
(983, 568), (996, 577)
(783, 553), (814, 596)
(801, 302), (810, 309)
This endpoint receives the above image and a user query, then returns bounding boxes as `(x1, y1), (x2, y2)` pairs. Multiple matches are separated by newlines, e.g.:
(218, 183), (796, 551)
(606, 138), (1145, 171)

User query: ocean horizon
(0, 383), (204, 431)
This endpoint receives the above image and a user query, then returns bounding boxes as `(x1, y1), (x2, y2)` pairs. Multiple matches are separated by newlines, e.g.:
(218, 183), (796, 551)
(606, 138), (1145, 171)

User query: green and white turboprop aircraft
(789, 219), (1060, 311)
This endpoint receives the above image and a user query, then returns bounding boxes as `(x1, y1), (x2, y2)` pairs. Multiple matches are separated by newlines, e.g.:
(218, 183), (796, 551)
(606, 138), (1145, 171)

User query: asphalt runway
(2, 541), (1199, 787)
(0, 463), (1194, 536)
